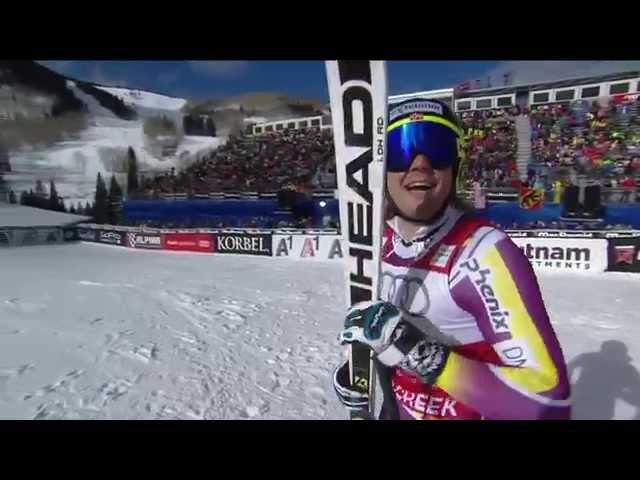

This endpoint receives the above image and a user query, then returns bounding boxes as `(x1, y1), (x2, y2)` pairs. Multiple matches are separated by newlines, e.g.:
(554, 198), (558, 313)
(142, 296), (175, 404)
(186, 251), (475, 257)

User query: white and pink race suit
(379, 205), (571, 420)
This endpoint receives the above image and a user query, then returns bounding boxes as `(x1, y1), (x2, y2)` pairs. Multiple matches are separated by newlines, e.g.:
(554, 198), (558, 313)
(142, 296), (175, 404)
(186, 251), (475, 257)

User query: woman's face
(386, 153), (453, 222)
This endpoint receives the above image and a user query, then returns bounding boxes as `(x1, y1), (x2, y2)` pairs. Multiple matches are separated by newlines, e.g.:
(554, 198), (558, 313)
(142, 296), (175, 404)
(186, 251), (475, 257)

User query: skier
(332, 98), (571, 420)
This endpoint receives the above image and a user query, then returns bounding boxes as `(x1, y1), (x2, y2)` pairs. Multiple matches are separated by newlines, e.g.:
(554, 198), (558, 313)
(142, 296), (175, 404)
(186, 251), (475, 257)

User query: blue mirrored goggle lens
(386, 121), (459, 172)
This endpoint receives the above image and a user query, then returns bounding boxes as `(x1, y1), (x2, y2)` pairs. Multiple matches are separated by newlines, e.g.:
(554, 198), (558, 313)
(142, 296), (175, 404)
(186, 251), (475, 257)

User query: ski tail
(325, 60), (388, 419)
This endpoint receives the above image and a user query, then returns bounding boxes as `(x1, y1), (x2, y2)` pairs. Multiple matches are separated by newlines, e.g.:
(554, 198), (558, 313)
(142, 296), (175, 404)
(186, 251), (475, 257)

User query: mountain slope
(0, 61), (137, 120)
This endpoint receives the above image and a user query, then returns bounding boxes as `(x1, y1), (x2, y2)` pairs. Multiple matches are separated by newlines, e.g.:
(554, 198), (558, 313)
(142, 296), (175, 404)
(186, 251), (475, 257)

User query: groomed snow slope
(93, 86), (187, 112)
(0, 243), (639, 420)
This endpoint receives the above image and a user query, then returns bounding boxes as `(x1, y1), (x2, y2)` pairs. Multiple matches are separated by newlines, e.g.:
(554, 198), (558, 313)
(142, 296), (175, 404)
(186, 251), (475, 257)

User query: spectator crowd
(460, 107), (520, 190)
(529, 96), (640, 197)
(132, 99), (639, 204)
(136, 128), (334, 197)
(123, 96), (640, 231)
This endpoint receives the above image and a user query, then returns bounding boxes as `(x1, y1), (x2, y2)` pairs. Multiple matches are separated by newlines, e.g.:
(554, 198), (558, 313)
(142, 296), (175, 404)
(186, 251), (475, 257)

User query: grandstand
(126, 69), (640, 230)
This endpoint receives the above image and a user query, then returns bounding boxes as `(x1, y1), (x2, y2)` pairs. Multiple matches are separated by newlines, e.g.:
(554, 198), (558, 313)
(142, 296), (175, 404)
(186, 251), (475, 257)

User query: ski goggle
(386, 115), (464, 172)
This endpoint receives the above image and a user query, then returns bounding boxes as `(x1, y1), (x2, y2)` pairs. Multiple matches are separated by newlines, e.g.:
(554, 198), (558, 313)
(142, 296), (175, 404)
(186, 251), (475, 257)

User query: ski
(325, 60), (389, 420)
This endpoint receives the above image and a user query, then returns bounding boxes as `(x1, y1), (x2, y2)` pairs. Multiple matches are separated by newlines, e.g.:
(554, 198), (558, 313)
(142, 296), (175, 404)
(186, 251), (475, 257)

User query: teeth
(407, 182), (433, 189)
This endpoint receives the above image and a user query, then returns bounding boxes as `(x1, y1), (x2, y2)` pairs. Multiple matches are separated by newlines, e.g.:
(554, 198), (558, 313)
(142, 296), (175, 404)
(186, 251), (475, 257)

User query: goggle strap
(387, 115), (464, 138)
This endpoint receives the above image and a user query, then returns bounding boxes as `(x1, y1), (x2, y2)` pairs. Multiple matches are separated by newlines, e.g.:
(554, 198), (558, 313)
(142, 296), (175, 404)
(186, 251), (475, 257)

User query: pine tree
(48, 180), (59, 211)
(183, 115), (192, 135)
(84, 201), (92, 217)
(32, 183), (47, 209)
(35, 179), (45, 197)
(127, 146), (139, 194)
(108, 175), (123, 225)
(9, 190), (16, 204)
(94, 173), (109, 224)
(20, 191), (27, 206)
(69, 204), (77, 214)
(207, 117), (216, 137)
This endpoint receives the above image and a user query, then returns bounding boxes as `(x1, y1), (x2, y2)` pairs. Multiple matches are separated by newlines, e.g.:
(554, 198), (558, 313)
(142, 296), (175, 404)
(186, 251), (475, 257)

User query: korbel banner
(216, 233), (272, 256)
(272, 234), (344, 261)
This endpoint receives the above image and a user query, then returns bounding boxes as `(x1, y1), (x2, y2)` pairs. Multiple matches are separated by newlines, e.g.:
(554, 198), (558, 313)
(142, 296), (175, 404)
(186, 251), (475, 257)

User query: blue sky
(39, 60), (640, 101)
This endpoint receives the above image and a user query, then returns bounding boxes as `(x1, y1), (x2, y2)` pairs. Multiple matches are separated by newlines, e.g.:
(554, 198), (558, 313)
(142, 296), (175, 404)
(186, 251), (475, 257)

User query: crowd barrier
(0, 226), (77, 247)
(71, 224), (640, 274)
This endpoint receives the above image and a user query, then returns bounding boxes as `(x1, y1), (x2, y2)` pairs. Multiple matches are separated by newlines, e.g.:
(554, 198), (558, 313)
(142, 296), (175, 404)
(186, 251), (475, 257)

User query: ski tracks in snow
(0, 246), (346, 419)
(152, 288), (341, 419)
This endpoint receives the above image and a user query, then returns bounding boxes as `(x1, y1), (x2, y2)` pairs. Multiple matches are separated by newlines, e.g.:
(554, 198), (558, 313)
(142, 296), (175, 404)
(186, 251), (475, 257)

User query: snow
(0, 203), (89, 227)
(93, 86), (186, 112)
(67, 81), (116, 118)
(3, 84), (225, 207)
(243, 116), (267, 124)
(0, 243), (639, 419)
(3, 116), (225, 208)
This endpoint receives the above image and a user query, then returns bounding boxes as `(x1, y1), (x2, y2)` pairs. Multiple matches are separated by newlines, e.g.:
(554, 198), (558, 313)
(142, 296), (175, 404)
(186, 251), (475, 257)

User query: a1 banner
(126, 232), (162, 249)
(272, 234), (344, 261)
(215, 232), (272, 256)
(607, 236), (640, 273)
(162, 233), (215, 253)
(511, 237), (608, 273)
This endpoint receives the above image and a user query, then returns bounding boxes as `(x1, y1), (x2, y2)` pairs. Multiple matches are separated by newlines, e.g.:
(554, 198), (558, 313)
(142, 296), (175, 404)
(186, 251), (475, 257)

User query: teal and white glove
(337, 300), (408, 366)
(338, 300), (450, 383)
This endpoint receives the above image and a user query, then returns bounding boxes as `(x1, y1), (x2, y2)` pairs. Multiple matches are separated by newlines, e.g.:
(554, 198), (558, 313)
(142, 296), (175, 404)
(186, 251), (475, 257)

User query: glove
(332, 360), (369, 411)
(338, 300), (450, 384)
(337, 300), (404, 357)
(398, 339), (450, 385)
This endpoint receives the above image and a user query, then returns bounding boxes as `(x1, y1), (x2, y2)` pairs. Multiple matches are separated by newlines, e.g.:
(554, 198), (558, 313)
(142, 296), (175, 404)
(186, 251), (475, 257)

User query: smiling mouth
(404, 181), (435, 192)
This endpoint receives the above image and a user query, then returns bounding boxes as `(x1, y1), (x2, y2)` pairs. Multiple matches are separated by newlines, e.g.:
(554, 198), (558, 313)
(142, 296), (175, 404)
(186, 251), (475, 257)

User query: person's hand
(338, 301), (451, 385)
(337, 301), (404, 359)
(332, 359), (369, 411)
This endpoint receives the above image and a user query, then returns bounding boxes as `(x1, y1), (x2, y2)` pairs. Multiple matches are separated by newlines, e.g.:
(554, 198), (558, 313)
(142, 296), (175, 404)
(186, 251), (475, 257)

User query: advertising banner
(162, 233), (215, 253)
(607, 236), (640, 273)
(42, 229), (62, 244)
(20, 229), (40, 246)
(510, 237), (608, 273)
(215, 232), (272, 256)
(63, 228), (80, 242)
(96, 230), (125, 246)
(0, 230), (12, 247)
(272, 234), (343, 261)
(78, 228), (98, 242)
(126, 232), (163, 249)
